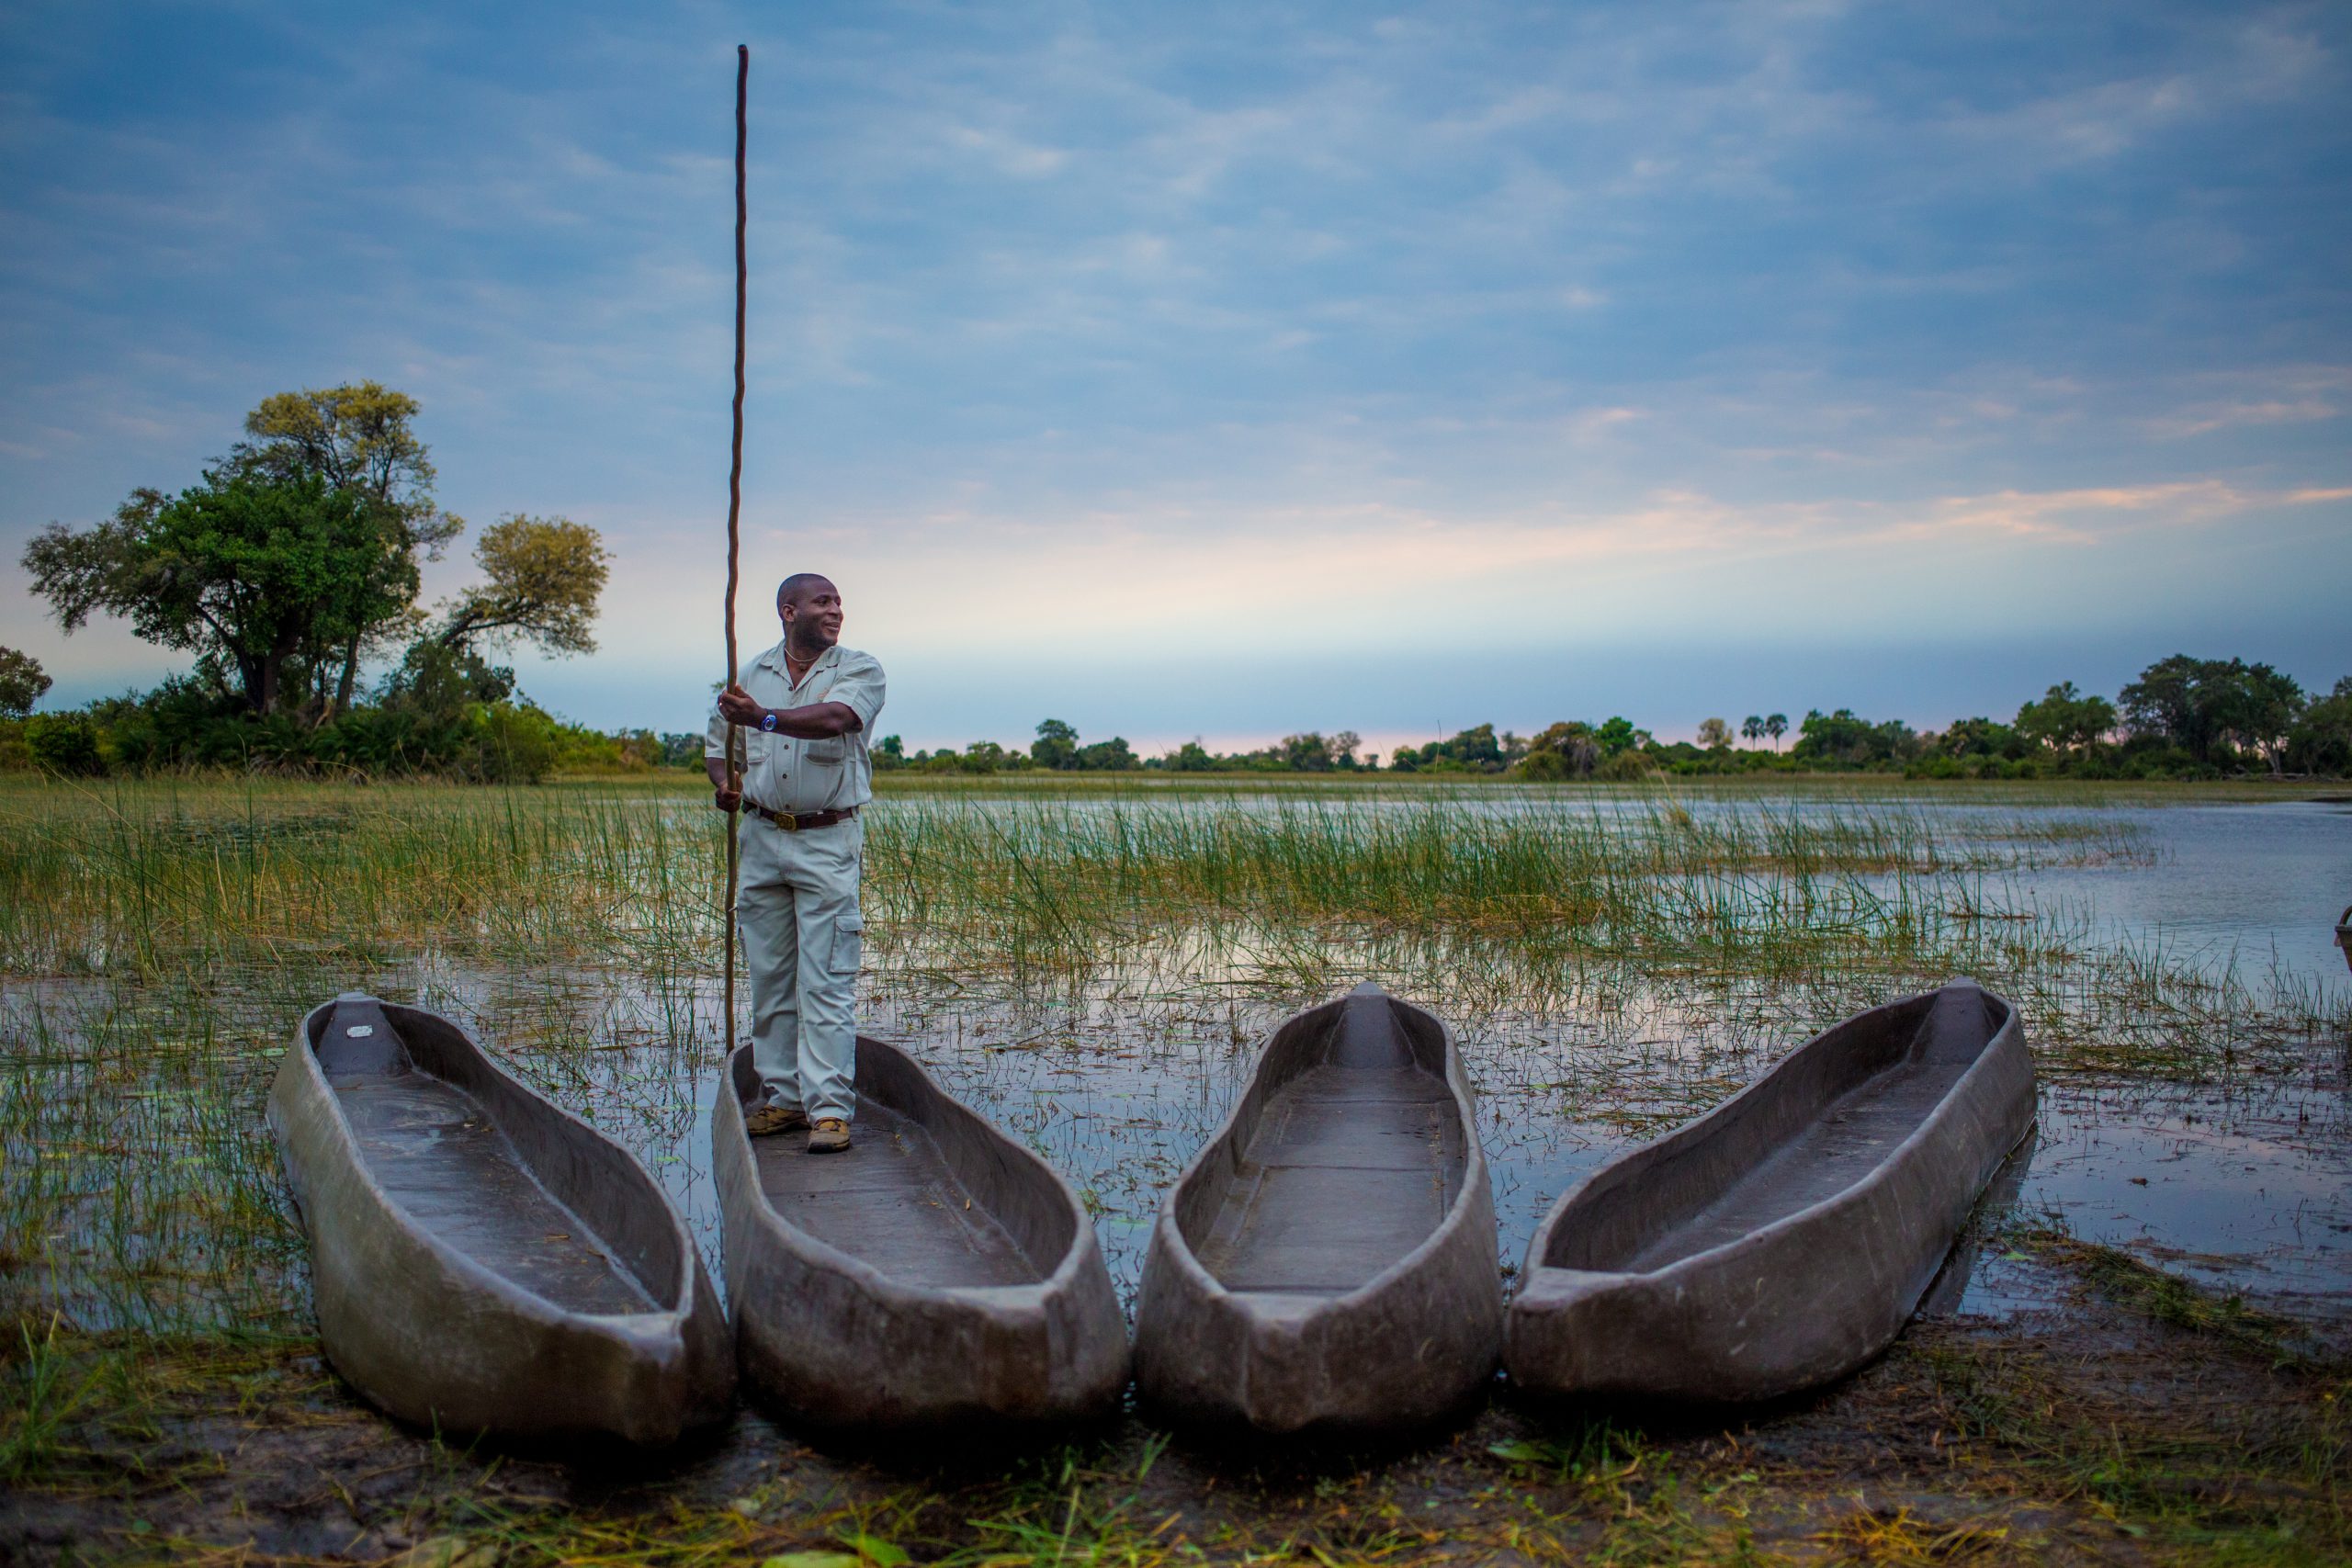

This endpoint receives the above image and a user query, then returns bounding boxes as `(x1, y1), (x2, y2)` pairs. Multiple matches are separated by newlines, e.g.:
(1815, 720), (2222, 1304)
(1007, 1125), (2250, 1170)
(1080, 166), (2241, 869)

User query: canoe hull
(1507, 981), (2034, 1404)
(715, 1039), (1128, 1435)
(268, 998), (733, 1446)
(1133, 987), (1503, 1437)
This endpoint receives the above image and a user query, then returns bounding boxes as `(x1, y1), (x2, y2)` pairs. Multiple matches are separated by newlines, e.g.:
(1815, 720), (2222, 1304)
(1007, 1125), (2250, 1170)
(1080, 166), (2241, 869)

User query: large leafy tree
(0, 647), (51, 717)
(22, 471), (415, 716)
(2014, 681), (2118, 753)
(1031, 717), (1079, 769)
(435, 514), (611, 657)
(2121, 655), (2304, 770)
(2286, 677), (2352, 776)
(231, 383), (462, 712)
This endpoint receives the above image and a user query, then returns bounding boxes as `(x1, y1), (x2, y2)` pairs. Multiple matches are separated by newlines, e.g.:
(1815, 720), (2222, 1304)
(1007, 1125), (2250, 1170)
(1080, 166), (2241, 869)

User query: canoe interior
(732, 1043), (1068, 1290)
(1537, 984), (2010, 1274)
(1176, 989), (1465, 1298)
(311, 997), (672, 1315)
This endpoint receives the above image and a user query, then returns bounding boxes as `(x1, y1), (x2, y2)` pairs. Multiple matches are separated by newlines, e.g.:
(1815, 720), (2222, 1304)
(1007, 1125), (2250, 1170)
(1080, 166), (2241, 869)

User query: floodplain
(2, 773), (2346, 1564)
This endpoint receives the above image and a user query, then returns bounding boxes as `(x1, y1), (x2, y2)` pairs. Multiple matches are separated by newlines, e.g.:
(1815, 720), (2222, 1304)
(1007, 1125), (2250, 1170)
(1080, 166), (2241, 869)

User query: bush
(1515, 750), (1578, 782)
(465, 703), (560, 784)
(26, 713), (105, 776)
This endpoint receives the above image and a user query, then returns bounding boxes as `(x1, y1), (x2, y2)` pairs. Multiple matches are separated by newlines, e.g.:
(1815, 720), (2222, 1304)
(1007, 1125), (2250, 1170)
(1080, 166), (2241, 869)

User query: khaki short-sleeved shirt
(706, 640), (887, 815)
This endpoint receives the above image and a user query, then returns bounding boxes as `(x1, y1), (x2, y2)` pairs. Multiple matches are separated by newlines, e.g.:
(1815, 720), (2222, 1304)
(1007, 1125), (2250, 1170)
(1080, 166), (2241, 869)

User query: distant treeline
(855, 653), (2352, 782)
(6, 645), (2346, 785)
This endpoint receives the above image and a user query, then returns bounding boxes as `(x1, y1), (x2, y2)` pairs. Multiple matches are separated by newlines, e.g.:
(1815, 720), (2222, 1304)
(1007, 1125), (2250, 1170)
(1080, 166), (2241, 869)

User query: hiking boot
(807, 1117), (853, 1156)
(744, 1102), (809, 1137)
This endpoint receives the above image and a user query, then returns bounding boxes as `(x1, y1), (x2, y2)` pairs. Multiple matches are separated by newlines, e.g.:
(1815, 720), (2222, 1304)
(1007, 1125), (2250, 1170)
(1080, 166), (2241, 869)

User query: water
(11, 788), (2346, 1334)
(416, 795), (2348, 1330)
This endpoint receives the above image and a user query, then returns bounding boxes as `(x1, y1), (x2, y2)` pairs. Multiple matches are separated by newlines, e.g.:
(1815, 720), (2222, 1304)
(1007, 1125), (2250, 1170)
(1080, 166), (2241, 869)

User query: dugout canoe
(1506, 978), (2036, 1405)
(2336, 904), (2351, 974)
(1133, 984), (1503, 1436)
(713, 1037), (1128, 1434)
(267, 994), (733, 1446)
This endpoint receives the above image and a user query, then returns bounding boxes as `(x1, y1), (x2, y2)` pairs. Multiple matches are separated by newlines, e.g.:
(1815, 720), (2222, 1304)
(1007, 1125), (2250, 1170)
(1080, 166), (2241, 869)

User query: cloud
(2147, 399), (2339, 438)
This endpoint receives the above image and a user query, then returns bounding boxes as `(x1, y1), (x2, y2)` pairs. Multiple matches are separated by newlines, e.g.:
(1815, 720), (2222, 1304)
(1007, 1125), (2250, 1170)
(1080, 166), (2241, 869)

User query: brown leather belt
(743, 799), (858, 831)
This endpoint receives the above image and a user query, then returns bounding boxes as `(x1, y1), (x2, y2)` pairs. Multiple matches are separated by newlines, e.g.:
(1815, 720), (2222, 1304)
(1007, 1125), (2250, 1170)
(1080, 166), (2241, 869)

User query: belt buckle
(777, 810), (797, 831)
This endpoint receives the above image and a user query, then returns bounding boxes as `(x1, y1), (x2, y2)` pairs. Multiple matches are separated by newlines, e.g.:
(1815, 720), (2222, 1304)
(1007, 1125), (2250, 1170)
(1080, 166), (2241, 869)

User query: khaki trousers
(735, 815), (865, 1120)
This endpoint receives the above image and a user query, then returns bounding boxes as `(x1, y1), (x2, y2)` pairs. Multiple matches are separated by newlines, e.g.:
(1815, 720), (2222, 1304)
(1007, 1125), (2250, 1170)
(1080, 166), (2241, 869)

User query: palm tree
(1765, 713), (1788, 750)
(1741, 715), (1764, 748)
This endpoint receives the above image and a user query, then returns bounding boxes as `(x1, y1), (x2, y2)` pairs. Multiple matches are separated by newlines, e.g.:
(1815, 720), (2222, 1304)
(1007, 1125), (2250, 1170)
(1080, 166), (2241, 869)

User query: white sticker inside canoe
(345, 1025), (375, 1037)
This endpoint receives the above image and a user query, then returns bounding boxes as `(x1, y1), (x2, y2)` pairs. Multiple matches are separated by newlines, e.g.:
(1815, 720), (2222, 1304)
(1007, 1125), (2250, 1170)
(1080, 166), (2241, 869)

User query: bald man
(707, 573), (887, 1154)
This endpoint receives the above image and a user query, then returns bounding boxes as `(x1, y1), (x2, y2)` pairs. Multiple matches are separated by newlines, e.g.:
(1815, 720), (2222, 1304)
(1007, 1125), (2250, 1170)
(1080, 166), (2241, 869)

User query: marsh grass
(2, 773), (2346, 1561)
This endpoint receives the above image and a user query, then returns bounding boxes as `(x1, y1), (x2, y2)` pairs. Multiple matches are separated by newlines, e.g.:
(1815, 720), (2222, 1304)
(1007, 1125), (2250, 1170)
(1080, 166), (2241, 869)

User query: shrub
(26, 713), (105, 776)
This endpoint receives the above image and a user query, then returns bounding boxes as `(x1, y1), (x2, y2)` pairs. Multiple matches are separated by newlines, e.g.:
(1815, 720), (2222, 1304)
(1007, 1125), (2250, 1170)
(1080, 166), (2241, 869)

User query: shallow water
(6, 788), (2346, 1337)
(571, 795), (2348, 1324)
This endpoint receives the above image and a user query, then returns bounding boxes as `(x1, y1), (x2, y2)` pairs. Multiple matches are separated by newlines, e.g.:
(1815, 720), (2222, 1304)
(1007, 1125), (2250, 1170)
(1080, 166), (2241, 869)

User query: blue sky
(4, 1), (2346, 754)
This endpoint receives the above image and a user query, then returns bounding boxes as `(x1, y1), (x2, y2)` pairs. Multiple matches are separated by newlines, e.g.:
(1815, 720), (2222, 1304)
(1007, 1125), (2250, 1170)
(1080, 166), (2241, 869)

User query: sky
(3, 0), (2347, 755)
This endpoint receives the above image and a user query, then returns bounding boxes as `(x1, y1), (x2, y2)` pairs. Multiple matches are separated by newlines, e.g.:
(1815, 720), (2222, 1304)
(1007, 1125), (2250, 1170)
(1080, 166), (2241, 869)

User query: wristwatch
(760, 711), (779, 733)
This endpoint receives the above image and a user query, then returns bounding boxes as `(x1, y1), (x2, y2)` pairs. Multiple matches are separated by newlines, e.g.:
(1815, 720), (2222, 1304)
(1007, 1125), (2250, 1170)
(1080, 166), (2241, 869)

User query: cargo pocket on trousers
(830, 914), (864, 976)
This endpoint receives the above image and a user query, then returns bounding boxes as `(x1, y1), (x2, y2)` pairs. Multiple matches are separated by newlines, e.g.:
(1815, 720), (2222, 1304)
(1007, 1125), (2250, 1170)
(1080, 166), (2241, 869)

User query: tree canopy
(22, 471), (415, 715)
(2014, 682), (2117, 753)
(0, 648), (51, 717)
(436, 515), (612, 657)
(2120, 655), (2304, 771)
(230, 383), (462, 711)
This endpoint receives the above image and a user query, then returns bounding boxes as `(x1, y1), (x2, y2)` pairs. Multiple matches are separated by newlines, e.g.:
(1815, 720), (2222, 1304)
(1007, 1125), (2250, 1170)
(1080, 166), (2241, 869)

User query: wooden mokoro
(713, 1037), (1128, 1434)
(267, 994), (734, 1445)
(2335, 904), (2351, 974)
(1133, 984), (1502, 1436)
(1507, 979), (2035, 1404)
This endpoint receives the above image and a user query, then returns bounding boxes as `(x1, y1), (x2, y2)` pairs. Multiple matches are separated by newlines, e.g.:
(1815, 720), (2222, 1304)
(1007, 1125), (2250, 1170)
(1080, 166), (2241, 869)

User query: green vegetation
(11, 382), (614, 782)
(858, 654), (2346, 784)
(0, 774), (2344, 1560)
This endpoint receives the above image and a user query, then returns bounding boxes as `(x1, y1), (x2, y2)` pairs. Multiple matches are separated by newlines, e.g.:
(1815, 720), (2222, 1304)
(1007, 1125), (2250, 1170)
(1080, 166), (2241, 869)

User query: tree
(1391, 723), (1507, 773)
(1521, 721), (1599, 777)
(1695, 716), (1730, 749)
(1077, 736), (1137, 770)
(1935, 717), (2022, 760)
(1595, 716), (1651, 757)
(232, 383), (462, 713)
(1165, 739), (1214, 772)
(1031, 718), (1080, 770)
(2121, 655), (2304, 769)
(1741, 715), (1764, 747)
(1279, 732), (1334, 772)
(2286, 677), (2352, 776)
(1792, 708), (1918, 766)
(1765, 713), (1787, 750)
(23, 472), (415, 716)
(2014, 682), (2117, 754)
(0, 647), (51, 716)
(2212, 662), (2303, 774)
(436, 515), (611, 657)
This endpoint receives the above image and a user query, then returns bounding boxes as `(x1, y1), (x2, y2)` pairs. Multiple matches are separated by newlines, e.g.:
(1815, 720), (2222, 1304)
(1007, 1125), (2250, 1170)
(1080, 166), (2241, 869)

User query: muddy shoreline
(6, 1237), (2343, 1565)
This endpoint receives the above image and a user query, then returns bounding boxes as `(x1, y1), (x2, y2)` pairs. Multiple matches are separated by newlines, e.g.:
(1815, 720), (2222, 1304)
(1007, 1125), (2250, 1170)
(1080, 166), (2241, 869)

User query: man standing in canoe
(707, 573), (887, 1155)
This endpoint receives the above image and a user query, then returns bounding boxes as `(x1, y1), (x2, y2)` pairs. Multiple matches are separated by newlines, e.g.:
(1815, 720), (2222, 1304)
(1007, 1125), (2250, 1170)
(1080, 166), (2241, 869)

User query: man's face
(782, 578), (843, 649)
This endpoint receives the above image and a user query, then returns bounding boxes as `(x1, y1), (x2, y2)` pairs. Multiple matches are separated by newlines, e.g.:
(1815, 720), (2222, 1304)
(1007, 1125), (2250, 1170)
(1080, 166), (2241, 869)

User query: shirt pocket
(829, 913), (864, 975)
(806, 736), (848, 765)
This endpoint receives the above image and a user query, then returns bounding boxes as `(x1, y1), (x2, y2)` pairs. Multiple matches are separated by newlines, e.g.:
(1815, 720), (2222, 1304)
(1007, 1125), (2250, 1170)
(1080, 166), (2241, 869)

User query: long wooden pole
(722, 44), (748, 1055)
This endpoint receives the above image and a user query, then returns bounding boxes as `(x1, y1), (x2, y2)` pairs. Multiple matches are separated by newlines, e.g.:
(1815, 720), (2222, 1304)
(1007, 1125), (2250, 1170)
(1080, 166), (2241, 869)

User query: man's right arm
(704, 703), (742, 812)
(704, 754), (741, 812)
